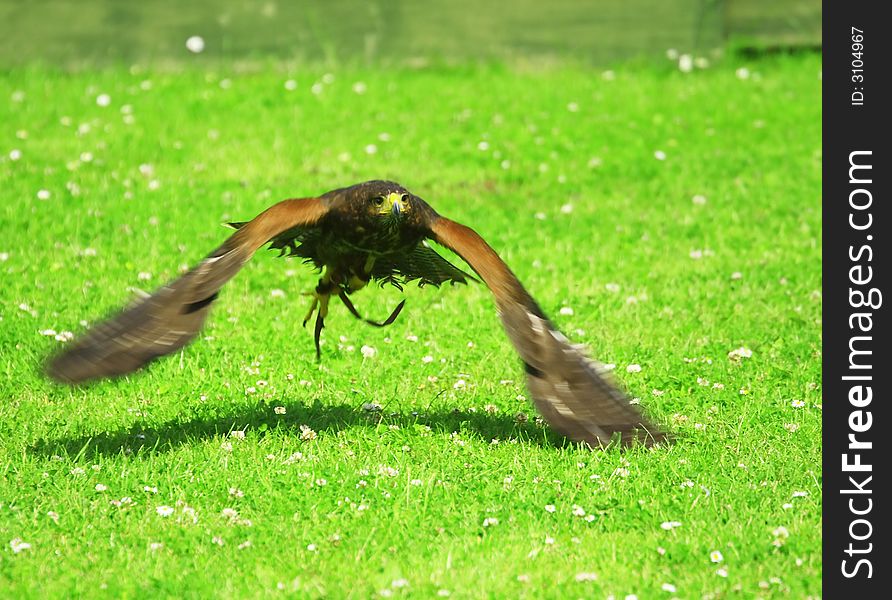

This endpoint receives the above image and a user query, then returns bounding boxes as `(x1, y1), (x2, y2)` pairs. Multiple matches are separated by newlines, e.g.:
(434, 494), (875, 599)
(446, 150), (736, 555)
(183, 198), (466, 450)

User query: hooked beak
(386, 192), (403, 217)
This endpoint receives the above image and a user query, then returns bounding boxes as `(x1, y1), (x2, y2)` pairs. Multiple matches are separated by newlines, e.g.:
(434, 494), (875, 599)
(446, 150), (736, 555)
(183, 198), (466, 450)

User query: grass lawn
(0, 54), (821, 598)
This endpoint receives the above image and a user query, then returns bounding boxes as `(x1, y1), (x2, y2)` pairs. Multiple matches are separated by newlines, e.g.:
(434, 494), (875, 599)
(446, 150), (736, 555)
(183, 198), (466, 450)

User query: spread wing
(429, 216), (664, 447)
(46, 198), (329, 384)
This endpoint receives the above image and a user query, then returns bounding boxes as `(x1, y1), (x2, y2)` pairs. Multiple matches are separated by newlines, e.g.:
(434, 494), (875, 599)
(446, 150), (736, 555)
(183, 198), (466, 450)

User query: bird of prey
(46, 180), (663, 447)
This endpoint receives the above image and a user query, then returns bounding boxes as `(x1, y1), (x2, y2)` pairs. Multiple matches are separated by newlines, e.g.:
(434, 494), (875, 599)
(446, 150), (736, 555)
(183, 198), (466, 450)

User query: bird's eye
(400, 194), (409, 202)
(373, 196), (385, 206)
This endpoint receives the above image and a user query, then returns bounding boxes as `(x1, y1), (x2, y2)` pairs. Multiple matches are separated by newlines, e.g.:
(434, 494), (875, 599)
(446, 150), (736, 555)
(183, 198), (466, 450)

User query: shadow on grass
(30, 398), (569, 459)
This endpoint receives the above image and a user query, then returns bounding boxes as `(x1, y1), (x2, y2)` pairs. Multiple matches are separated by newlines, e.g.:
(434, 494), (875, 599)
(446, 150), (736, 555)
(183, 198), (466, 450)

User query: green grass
(0, 55), (822, 598)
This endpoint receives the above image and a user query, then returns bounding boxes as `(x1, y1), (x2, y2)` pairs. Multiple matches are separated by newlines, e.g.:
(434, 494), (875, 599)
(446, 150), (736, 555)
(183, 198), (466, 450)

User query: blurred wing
(429, 216), (664, 447)
(46, 198), (329, 384)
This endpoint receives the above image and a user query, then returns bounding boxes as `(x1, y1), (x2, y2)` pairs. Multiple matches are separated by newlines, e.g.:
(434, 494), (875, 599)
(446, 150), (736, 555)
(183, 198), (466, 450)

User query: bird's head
(365, 181), (411, 224)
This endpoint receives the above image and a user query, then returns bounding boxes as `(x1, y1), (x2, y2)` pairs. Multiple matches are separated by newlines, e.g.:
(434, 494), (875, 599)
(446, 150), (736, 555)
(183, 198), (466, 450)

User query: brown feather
(46, 197), (328, 384)
(429, 217), (664, 447)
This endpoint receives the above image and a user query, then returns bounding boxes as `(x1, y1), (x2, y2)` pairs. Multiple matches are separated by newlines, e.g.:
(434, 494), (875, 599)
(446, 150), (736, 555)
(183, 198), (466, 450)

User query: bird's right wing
(46, 198), (330, 384)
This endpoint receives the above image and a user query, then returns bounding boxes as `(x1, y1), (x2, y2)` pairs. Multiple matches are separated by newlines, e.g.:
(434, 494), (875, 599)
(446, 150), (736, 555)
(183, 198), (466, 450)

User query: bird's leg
(336, 255), (407, 327)
(312, 293), (330, 360)
(301, 275), (327, 327)
(302, 270), (335, 359)
(345, 255), (375, 294)
(301, 295), (319, 325)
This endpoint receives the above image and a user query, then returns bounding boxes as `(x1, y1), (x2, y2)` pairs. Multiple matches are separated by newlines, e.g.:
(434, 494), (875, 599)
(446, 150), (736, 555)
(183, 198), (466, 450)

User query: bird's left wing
(428, 216), (664, 447)
(46, 198), (330, 384)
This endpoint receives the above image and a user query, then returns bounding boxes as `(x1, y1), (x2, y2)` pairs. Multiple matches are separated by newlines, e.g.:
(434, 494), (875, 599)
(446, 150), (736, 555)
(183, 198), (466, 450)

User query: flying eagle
(46, 181), (663, 447)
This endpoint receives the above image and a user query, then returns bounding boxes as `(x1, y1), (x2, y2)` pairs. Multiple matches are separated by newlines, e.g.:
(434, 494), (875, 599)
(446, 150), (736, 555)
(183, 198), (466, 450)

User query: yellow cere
(378, 192), (410, 215)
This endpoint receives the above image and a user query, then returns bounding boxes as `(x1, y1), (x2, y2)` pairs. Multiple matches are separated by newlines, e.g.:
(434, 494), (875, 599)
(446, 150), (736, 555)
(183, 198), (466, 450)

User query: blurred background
(0, 0), (821, 67)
